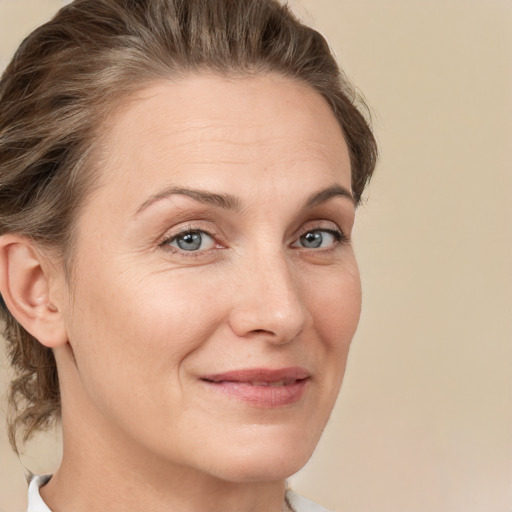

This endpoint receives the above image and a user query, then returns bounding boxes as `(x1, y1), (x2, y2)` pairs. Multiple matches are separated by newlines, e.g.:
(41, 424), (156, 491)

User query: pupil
(302, 231), (322, 248)
(177, 232), (202, 251)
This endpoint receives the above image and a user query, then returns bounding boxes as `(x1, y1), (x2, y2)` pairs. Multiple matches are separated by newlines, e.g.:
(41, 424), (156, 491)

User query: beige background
(1, 0), (511, 511)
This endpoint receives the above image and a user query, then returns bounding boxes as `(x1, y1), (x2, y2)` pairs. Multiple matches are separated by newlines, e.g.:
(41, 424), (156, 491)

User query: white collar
(286, 489), (334, 512)
(27, 475), (52, 512)
(28, 474), (332, 512)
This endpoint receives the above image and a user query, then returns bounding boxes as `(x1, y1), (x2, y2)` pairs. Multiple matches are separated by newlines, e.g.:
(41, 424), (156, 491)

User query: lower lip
(201, 379), (309, 407)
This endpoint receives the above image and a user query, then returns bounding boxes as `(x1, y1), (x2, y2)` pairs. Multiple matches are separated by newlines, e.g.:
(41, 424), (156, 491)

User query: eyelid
(158, 223), (223, 255)
(290, 221), (350, 251)
(296, 220), (349, 240)
(156, 219), (348, 257)
(169, 230), (216, 251)
(293, 228), (343, 244)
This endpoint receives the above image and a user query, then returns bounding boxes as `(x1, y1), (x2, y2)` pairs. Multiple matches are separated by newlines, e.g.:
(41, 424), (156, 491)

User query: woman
(0, 0), (377, 511)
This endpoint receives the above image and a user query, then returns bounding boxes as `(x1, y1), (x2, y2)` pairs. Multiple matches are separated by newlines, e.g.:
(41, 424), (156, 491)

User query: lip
(200, 367), (310, 407)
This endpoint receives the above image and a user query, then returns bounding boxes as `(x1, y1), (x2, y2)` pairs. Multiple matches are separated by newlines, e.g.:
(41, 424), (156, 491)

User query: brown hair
(0, 0), (377, 452)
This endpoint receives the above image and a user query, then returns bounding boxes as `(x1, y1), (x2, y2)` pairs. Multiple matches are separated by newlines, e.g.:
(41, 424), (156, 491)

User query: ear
(0, 234), (68, 348)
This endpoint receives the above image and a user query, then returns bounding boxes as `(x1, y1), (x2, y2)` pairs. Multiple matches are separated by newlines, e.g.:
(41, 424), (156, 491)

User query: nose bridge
(229, 244), (308, 342)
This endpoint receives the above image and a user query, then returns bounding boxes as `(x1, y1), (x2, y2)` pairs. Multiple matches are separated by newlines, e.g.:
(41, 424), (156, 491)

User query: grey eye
(297, 230), (338, 249)
(300, 231), (323, 248)
(169, 231), (215, 251)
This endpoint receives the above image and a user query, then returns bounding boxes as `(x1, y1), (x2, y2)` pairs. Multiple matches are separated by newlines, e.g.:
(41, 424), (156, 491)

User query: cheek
(66, 264), (225, 397)
(305, 260), (362, 351)
(61, 270), (227, 443)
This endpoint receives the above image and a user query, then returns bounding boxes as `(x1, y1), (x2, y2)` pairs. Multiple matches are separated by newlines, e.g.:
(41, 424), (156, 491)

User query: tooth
(269, 380), (286, 387)
(251, 381), (269, 386)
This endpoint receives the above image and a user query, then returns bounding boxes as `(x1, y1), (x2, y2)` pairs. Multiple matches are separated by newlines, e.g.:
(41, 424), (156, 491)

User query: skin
(22, 73), (361, 512)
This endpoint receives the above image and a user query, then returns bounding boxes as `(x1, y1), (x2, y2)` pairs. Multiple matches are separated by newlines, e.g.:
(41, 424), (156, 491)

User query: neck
(41, 411), (288, 512)
(42, 467), (288, 512)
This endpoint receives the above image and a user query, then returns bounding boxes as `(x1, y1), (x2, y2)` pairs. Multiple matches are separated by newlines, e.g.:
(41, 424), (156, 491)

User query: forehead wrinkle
(163, 134), (339, 165)
(140, 109), (340, 148)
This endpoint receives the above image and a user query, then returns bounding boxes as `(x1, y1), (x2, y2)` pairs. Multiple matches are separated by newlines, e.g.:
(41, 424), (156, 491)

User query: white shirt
(28, 475), (334, 512)
(27, 475), (52, 512)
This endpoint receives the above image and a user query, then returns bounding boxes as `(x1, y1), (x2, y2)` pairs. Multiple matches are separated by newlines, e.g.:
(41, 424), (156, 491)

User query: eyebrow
(134, 183), (354, 217)
(135, 186), (242, 216)
(306, 184), (355, 208)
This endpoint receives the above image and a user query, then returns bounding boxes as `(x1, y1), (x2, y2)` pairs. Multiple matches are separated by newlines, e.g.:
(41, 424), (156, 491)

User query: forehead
(91, 73), (351, 206)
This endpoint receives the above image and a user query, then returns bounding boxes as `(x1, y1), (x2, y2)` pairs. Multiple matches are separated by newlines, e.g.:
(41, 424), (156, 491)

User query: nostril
(227, 282), (307, 342)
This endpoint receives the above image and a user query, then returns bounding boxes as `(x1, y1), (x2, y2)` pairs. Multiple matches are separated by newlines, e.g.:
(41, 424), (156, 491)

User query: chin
(209, 453), (312, 484)
(198, 424), (320, 483)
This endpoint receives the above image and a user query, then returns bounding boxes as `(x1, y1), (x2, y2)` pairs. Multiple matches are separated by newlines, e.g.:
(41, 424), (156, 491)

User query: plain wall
(1, 1), (511, 511)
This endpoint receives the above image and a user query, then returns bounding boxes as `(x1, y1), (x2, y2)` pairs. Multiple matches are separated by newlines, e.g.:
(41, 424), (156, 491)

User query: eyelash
(302, 228), (348, 245)
(159, 224), (348, 257)
(296, 226), (349, 250)
(159, 225), (221, 257)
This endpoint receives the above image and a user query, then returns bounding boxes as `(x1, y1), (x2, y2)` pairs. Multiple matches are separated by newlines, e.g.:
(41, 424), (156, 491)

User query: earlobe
(0, 235), (68, 348)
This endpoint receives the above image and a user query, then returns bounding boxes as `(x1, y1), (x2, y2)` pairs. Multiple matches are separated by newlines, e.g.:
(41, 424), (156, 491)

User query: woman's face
(57, 73), (361, 482)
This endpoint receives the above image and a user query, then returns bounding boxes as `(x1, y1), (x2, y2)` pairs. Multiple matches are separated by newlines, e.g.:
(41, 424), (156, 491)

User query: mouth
(200, 367), (310, 407)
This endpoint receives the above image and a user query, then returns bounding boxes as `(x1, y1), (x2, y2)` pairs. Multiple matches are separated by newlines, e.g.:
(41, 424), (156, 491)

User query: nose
(228, 251), (309, 344)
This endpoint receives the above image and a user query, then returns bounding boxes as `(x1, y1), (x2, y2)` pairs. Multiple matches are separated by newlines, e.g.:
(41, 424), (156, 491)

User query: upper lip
(201, 367), (310, 383)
